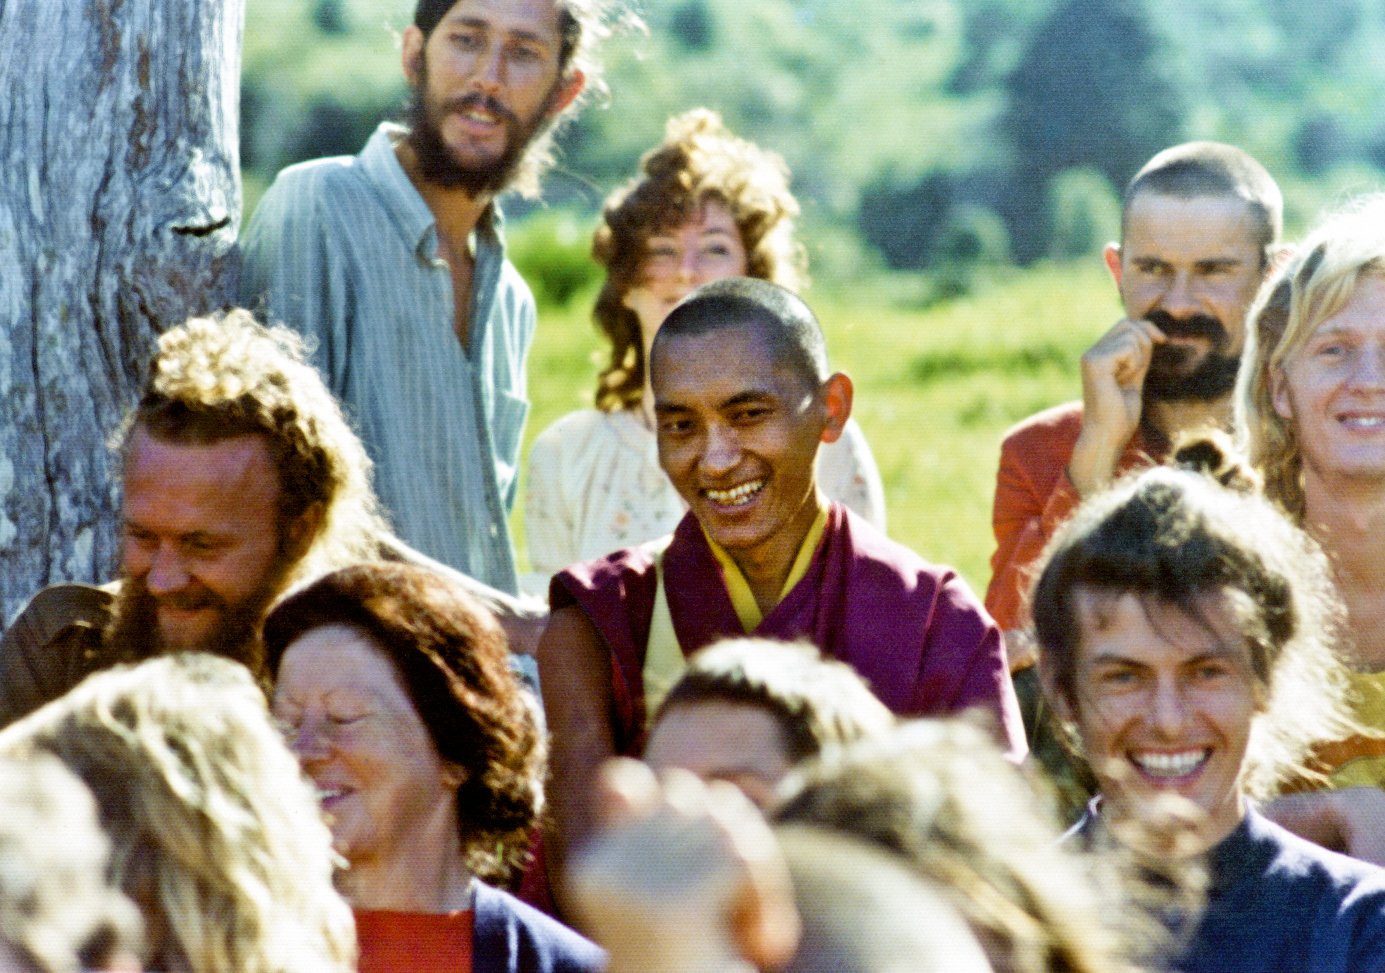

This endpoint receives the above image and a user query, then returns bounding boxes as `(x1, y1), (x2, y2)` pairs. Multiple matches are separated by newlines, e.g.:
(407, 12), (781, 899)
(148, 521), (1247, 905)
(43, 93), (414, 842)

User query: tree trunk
(0, 0), (243, 621)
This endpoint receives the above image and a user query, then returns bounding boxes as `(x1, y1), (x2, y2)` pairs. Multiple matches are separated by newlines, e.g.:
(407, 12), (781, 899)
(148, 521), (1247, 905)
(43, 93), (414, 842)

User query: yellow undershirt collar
(704, 506), (828, 632)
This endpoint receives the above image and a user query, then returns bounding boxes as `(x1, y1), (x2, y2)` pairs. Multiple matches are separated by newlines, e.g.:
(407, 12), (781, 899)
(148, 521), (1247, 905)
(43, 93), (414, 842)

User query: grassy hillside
(511, 259), (1121, 596)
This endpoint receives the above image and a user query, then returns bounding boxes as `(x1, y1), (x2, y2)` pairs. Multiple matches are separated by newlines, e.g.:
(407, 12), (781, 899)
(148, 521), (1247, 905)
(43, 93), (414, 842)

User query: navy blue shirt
(1073, 804), (1385, 972)
(474, 881), (604, 973)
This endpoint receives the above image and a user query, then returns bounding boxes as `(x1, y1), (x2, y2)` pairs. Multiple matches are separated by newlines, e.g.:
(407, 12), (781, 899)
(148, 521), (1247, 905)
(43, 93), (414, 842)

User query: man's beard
(404, 67), (557, 196)
(1142, 309), (1242, 403)
(104, 563), (292, 678)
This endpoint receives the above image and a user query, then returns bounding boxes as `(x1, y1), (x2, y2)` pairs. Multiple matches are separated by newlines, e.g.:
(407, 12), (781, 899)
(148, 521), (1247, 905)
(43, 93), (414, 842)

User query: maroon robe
(551, 503), (1026, 760)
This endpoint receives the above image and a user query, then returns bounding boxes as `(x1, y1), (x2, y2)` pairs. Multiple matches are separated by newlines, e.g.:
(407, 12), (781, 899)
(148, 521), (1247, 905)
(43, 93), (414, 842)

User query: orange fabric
(1291, 671), (1385, 792)
(985, 401), (1158, 634)
(355, 909), (473, 973)
(1314, 735), (1385, 778)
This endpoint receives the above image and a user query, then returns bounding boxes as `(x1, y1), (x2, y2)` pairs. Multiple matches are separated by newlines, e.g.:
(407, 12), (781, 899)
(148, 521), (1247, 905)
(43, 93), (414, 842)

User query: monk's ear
(818, 373), (852, 444)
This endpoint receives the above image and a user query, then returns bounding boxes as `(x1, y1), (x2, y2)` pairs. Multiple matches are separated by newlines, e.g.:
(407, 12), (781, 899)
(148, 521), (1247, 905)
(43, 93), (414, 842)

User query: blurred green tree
(1000, 0), (1186, 261)
(313, 0), (348, 35)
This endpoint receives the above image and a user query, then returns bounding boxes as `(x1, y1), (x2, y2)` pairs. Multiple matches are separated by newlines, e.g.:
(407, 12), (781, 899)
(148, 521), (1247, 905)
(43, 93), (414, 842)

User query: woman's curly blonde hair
(0, 654), (356, 973)
(114, 308), (389, 585)
(591, 108), (808, 411)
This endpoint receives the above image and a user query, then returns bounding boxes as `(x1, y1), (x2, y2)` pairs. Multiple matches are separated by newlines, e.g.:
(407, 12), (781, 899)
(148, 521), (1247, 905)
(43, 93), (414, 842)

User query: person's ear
(1037, 657), (1075, 726)
(1103, 242), (1123, 287)
(401, 25), (425, 86)
(1269, 366), (1294, 421)
(547, 69), (586, 117)
(819, 372), (853, 445)
(282, 502), (325, 564)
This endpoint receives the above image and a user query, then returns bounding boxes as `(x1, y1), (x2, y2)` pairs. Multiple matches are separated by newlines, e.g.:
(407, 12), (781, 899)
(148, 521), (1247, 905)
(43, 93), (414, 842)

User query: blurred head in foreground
(643, 637), (893, 807)
(0, 755), (141, 973)
(567, 758), (992, 973)
(0, 654), (355, 973)
(775, 718), (1140, 973)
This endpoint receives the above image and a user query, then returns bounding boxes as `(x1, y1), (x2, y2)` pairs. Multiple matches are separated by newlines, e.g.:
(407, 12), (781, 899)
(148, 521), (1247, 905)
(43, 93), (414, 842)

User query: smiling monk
(537, 277), (1024, 878)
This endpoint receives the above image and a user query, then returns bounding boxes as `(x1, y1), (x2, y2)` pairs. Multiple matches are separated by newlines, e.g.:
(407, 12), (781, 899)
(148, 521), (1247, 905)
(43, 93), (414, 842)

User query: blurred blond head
(0, 654), (355, 973)
(776, 718), (1142, 973)
(0, 755), (141, 973)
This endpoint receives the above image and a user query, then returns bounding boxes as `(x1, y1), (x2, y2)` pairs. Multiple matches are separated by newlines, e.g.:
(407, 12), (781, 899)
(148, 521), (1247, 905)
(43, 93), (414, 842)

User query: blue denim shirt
(241, 123), (534, 593)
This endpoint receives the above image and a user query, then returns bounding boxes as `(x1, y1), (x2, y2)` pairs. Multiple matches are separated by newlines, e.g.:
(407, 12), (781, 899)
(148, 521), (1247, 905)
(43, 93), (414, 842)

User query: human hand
(1069, 318), (1167, 497)
(371, 529), (549, 656)
(565, 759), (800, 973)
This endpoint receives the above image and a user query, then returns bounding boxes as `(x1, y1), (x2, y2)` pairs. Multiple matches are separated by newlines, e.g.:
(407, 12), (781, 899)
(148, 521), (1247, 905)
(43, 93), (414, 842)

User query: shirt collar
(359, 122), (501, 264)
(704, 505), (829, 632)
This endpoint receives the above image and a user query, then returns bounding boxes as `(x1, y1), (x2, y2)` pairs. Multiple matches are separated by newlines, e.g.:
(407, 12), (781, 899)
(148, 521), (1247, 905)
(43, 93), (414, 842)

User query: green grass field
(510, 256), (1122, 597)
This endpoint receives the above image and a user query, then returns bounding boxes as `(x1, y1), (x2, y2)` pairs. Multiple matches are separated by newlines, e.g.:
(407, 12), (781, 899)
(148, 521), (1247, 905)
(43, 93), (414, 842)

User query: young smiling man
(242, 0), (623, 595)
(538, 277), (1023, 876)
(1237, 196), (1385, 863)
(1030, 459), (1385, 973)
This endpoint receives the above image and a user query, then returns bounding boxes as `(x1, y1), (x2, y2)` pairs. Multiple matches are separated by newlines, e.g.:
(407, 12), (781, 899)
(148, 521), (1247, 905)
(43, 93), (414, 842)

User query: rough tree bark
(0, 0), (243, 621)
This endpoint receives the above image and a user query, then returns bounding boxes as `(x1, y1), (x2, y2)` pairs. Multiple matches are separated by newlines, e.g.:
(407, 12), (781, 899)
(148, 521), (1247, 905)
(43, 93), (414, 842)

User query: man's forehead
(127, 425), (274, 464)
(125, 428), (282, 501)
(1073, 587), (1248, 663)
(648, 700), (793, 763)
(1122, 191), (1260, 254)
(436, 0), (564, 39)
(652, 322), (791, 394)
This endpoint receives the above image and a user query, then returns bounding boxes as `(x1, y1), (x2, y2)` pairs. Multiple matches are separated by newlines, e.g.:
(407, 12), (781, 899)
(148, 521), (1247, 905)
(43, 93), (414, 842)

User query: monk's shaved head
(652, 277), (829, 389)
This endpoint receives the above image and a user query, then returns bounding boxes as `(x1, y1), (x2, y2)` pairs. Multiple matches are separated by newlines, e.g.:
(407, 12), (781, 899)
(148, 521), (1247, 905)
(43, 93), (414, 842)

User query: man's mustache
(443, 93), (518, 127)
(151, 588), (222, 612)
(1145, 309), (1228, 346)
